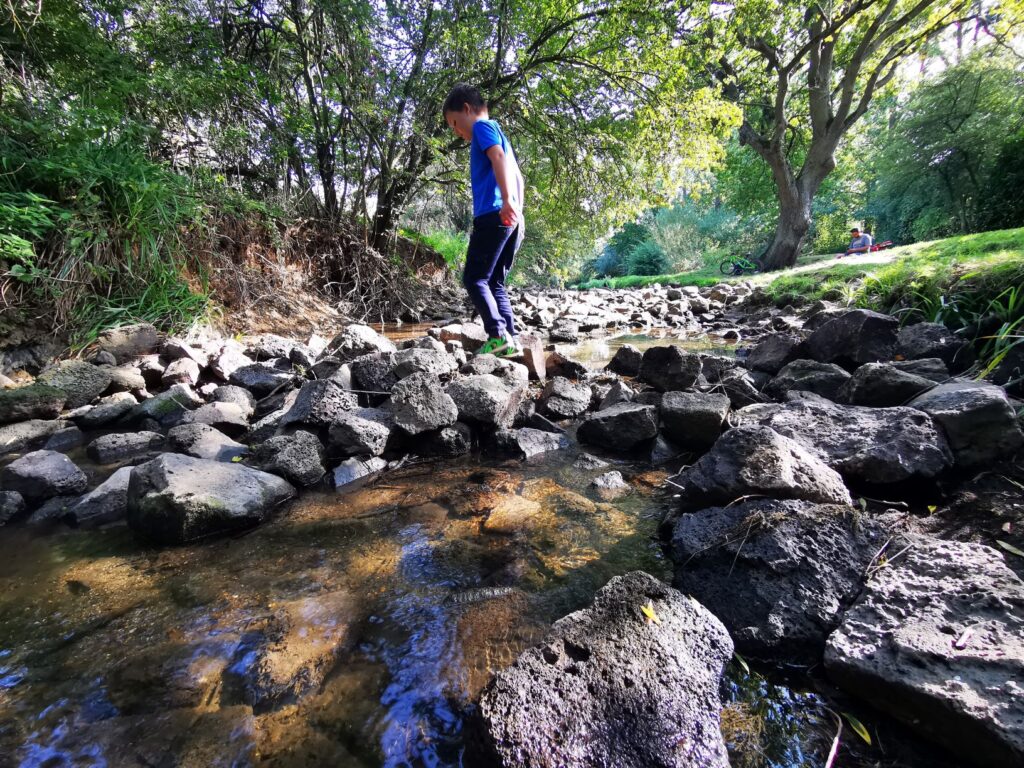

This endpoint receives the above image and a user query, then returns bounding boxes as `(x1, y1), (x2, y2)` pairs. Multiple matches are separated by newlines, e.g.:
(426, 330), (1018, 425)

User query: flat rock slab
(733, 398), (952, 484)
(825, 535), (1024, 766)
(477, 571), (733, 768)
(482, 495), (542, 534)
(127, 453), (295, 544)
(87, 431), (165, 464)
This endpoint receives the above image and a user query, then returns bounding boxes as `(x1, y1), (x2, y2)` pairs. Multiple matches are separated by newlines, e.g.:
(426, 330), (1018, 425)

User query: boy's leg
(463, 213), (516, 339)
(488, 223), (522, 340)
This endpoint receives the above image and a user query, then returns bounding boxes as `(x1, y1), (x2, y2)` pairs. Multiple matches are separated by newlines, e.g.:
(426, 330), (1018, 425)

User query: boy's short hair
(443, 84), (486, 114)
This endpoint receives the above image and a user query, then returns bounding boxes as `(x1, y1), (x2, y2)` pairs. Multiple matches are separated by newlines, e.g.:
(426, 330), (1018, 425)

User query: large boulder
(745, 333), (803, 374)
(896, 321), (975, 373)
(658, 392), (729, 451)
(349, 351), (399, 396)
(0, 383), (66, 423)
(804, 309), (898, 368)
(672, 499), (897, 661)
(279, 380), (358, 429)
(825, 536), (1024, 767)
(637, 346), (702, 392)
(324, 324), (396, 362)
(248, 431), (326, 487)
(666, 425), (851, 517)
(733, 398), (953, 484)
(327, 407), (394, 456)
(908, 381), (1024, 467)
(387, 372), (458, 435)
(167, 423), (247, 462)
(477, 571), (733, 768)
(606, 344), (642, 376)
(0, 449), (88, 503)
(38, 360), (112, 408)
(577, 403), (658, 451)
(764, 359), (850, 401)
(87, 431), (165, 464)
(126, 453), (295, 544)
(446, 374), (525, 429)
(841, 362), (936, 406)
(539, 376), (591, 419)
(95, 323), (161, 363)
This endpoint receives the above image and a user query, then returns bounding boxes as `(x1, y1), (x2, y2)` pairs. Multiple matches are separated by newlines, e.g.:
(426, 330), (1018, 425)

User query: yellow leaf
(641, 602), (661, 625)
(927, 505), (937, 514)
(733, 652), (750, 675)
(843, 712), (872, 746)
(997, 540), (1024, 558)
(230, 455), (243, 463)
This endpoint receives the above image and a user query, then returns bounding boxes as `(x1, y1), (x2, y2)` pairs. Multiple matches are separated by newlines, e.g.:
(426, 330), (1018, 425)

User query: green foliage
(627, 239), (670, 276)
(401, 228), (468, 271)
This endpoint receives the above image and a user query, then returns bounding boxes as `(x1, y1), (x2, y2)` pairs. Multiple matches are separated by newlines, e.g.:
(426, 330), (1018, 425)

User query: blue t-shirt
(470, 119), (518, 218)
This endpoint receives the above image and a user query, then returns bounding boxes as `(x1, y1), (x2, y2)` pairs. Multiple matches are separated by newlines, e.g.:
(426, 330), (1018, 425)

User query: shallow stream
(0, 331), (958, 767)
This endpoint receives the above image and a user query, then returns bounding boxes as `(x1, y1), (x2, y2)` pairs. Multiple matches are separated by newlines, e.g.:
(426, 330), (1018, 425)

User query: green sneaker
(477, 336), (509, 356)
(495, 335), (520, 358)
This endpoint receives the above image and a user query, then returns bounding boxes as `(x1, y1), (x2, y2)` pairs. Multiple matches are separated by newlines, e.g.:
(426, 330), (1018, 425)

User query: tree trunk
(762, 193), (813, 270)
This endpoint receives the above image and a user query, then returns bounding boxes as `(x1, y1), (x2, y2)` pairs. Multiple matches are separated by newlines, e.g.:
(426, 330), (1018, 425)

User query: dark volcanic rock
(666, 425), (851, 518)
(87, 431), (165, 464)
(1, 449), (89, 502)
(841, 362), (936, 406)
(825, 536), (1024, 767)
(167, 423), (247, 462)
(637, 345), (702, 392)
(539, 376), (591, 419)
(327, 407), (394, 456)
(446, 374), (525, 429)
(127, 453), (295, 544)
(419, 423), (473, 457)
(672, 499), (898, 661)
(477, 571), (733, 768)
(249, 430), (326, 486)
(765, 359), (851, 401)
(891, 357), (950, 383)
(746, 333), (803, 374)
(896, 321), (975, 373)
(908, 381), (1024, 467)
(229, 363), (294, 397)
(659, 392), (729, 451)
(95, 323), (161, 363)
(38, 360), (112, 408)
(74, 392), (137, 429)
(279, 380), (358, 429)
(324, 324), (396, 362)
(606, 344), (642, 376)
(0, 490), (26, 525)
(70, 466), (133, 528)
(388, 372), (458, 435)
(577, 403), (658, 451)
(733, 398), (953, 484)
(805, 309), (898, 368)
(0, 383), (66, 423)
(487, 427), (569, 459)
(0, 419), (67, 456)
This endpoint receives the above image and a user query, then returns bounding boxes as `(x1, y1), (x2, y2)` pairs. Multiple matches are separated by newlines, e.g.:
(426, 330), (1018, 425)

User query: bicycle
(719, 253), (764, 276)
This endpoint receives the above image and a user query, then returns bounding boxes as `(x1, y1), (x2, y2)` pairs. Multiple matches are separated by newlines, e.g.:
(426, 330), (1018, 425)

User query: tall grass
(401, 228), (469, 271)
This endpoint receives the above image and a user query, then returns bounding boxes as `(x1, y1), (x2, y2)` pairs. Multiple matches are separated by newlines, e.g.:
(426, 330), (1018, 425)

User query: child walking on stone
(443, 84), (524, 357)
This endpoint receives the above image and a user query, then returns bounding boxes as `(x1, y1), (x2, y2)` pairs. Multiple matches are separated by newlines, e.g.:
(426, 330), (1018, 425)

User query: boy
(443, 83), (525, 357)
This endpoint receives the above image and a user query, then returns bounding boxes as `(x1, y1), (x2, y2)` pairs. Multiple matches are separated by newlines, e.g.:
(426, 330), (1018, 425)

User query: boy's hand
(499, 201), (520, 227)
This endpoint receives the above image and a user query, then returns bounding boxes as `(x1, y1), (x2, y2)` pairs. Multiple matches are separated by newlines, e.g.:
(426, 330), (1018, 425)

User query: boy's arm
(485, 144), (520, 225)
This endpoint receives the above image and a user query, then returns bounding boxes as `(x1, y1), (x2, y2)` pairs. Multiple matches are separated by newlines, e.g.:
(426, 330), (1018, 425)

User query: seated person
(844, 227), (874, 256)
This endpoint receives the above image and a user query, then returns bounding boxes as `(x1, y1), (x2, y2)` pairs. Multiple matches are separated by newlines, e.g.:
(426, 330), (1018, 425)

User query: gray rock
(1, 449), (88, 502)
(211, 385), (256, 417)
(746, 333), (803, 374)
(0, 490), (26, 525)
(241, 333), (298, 361)
(666, 425), (851, 518)
(992, 343), (1024, 395)
(95, 323), (160, 363)
(162, 337), (209, 367)
(43, 425), (85, 452)
(0, 383), (66, 423)
(606, 344), (643, 376)
(717, 368), (769, 409)
(161, 357), (201, 388)
(597, 379), (633, 410)
(26, 495), (79, 526)
(461, 354), (530, 385)
(127, 383), (203, 426)
(38, 359), (113, 408)
(577, 402), (658, 451)
(332, 456), (387, 489)
(327, 407), (394, 456)
(279, 380), (357, 429)
(74, 392), (137, 429)
(387, 372), (458, 435)
(446, 374), (525, 429)
(419, 423), (473, 457)
(477, 571), (732, 768)
(490, 427), (569, 459)
(659, 392), (729, 451)
(548, 318), (579, 342)
(896, 321), (975, 373)
(229, 363), (294, 397)
(0, 418), (67, 456)
(325, 324), (396, 362)
(841, 362), (936, 406)
(539, 376), (591, 419)
(546, 352), (589, 380)
(590, 470), (630, 499)
(908, 381), (1024, 467)
(87, 431), (165, 463)
(183, 401), (249, 438)
(805, 309), (898, 368)
(168, 423), (247, 462)
(637, 345), (702, 392)
(127, 453), (294, 543)
(765, 359), (851, 401)
(249, 430), (326, 486)
(104, 364), (147, 393)
(70, 466), (133, 527)
(439, 322), (489, 352)
(573, 453), (609, 470)
(391, 347), (458, 379)
(673, 499), (897, 660)
(891, 357), (950, 383)
(650, 434), (683, 465)
(734, 398), (953, 484)
(209, 341), (252, 381)
(825, 536), (1024, 766)
(349, 351), (398, 395)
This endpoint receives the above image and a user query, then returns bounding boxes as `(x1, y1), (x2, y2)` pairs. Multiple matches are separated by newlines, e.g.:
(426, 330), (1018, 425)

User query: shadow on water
(0, 442), (960, 766)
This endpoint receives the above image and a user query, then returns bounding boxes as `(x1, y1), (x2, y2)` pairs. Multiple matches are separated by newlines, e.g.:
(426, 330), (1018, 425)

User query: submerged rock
(126, 453), (295, 544)
(825, 536), (1024, 766)
(477, 571), (733, 768)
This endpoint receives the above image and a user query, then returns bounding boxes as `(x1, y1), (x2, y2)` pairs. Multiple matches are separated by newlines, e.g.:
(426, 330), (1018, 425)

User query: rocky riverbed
(1, 281), (1022, 767)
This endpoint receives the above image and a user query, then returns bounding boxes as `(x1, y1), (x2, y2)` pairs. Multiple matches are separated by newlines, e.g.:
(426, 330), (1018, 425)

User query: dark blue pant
(463, 211), (522, 339)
